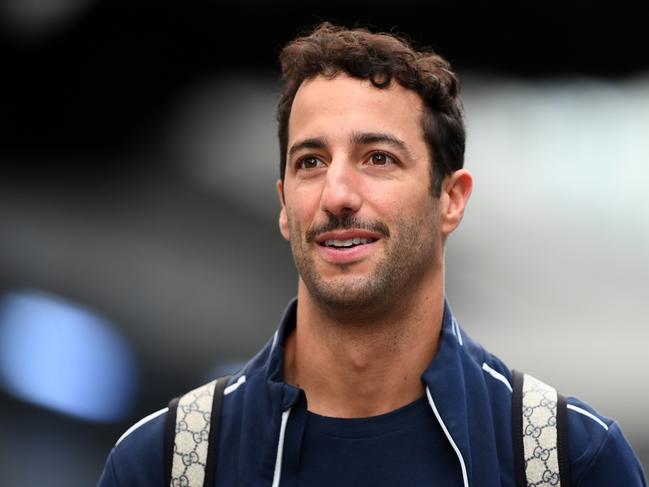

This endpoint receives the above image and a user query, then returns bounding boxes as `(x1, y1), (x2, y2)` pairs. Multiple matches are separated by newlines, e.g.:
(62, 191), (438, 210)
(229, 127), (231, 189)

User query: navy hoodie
(98, 298), (647, 486)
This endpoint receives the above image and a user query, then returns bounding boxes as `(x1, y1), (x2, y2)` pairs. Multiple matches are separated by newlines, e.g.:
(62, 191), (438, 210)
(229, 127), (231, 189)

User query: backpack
(163, 371), (570, 487)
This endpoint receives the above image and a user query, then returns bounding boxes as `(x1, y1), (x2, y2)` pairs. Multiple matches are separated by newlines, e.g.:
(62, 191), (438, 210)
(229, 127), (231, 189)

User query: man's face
(278, 74), (446, 314)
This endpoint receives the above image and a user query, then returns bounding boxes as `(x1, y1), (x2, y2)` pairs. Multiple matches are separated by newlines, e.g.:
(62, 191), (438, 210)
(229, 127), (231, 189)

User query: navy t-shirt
(296, 395), (464, 486)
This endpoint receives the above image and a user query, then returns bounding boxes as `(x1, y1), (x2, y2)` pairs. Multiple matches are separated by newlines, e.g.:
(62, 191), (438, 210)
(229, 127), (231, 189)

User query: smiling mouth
(319, 237), (378, 249)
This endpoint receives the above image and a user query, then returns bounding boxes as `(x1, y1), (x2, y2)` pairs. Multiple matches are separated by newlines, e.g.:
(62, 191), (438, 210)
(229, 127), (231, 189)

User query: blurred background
(1, 0), (647, 484)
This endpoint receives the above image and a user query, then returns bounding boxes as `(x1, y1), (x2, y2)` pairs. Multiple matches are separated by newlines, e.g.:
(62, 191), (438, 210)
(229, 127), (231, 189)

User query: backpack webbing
(164, 375), (230, 487)
(512, 370), (571, 487)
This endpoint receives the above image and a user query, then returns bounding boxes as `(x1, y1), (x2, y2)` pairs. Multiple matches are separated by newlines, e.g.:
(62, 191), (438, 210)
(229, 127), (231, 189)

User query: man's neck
(283, 280), (445, 418)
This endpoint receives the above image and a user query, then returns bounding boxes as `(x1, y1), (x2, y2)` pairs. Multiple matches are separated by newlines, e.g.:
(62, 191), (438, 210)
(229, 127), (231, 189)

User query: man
(98, 22), (646, 486)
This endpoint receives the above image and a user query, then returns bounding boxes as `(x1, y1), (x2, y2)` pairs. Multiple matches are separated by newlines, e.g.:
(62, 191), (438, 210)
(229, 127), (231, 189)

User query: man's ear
(277, 179), (290, 241)
(440, 169), (473, 237)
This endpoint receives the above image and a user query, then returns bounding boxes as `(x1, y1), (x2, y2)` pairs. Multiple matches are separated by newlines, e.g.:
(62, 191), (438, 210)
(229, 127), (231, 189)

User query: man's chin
(305, 279), (390, 314)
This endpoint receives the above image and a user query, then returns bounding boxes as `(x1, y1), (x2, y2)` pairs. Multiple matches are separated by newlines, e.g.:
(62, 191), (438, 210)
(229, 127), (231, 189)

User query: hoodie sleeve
(97, 452), (121, 487)
(575, 422), (647, 487)
(95, 410), (167, 487)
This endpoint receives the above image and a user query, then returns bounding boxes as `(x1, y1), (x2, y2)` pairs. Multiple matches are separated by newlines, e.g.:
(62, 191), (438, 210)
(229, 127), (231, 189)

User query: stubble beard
(288, 211), (439, 320)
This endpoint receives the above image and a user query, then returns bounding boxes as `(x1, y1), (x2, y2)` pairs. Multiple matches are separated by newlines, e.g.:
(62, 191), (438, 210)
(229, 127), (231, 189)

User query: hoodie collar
(421, 298), (473, 486)
(265, 298), (301, 410)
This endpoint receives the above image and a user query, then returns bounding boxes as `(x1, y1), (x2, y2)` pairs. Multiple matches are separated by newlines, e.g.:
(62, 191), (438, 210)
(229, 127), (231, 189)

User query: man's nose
(319, 159), (362, 217)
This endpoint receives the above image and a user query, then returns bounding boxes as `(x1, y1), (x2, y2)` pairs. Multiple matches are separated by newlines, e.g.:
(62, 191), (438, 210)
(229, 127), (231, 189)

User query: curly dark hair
(277, 22), (465, 196)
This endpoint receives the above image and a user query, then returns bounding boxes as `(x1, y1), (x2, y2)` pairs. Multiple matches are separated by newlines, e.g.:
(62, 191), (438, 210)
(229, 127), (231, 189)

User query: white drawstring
(426, 386), (469, 487)
(271, 408), (292, 487)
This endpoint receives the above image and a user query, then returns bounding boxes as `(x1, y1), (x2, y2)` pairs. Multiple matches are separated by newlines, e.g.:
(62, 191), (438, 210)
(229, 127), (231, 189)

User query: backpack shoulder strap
(164, 375), (231, 487)
(512, 370), (571, 487)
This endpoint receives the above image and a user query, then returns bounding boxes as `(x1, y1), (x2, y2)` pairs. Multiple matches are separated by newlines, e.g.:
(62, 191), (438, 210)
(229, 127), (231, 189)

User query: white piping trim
(426, 387), (469, 487)
(271, 408), (291, 487)
(224, 375), (246, 395)
(567, 404), (609, 431)
(270, 330), (279, 353)
(115, 407), (168, 447)
(481, 363), (513, 393)
(452, 317), (464, 346)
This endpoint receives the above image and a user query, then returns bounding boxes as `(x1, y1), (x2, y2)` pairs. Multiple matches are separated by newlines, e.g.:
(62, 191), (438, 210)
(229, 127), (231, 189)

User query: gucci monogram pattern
(171, 379), (218, 487)
(522, 374), (561, 486)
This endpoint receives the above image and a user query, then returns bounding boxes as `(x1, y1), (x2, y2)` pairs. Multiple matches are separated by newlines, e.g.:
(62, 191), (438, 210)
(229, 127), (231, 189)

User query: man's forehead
(288, 74), (426, 146)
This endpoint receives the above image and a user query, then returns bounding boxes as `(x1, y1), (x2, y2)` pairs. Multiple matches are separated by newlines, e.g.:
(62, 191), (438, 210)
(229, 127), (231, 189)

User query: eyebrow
(288, 137), (328, 159)
(350, 131), (412, 159)
(288, 132), (413, 160)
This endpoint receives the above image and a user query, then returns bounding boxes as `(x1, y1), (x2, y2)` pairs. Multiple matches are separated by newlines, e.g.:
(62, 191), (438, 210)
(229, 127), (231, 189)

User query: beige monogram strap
(170, 379), (217, 487)
(164, 376), (230, 487)
(520, 373), (562, 486)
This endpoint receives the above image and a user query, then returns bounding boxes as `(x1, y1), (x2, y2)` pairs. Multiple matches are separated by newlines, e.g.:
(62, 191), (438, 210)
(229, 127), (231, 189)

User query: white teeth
(323, 237), (376, 247)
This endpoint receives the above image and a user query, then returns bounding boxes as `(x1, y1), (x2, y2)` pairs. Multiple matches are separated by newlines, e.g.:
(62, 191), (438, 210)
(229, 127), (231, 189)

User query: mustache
(305, 213), (390, 243)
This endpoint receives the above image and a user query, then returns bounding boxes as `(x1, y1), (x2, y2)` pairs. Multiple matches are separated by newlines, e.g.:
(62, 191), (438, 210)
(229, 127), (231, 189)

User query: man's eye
(369, 152), (395, 166)
(297, 157), (323, 169)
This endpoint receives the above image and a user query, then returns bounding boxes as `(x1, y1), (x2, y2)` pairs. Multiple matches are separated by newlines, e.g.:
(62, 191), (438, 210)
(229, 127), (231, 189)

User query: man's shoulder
(458, 329), (646, 484)
(116, 407), (168, 449)
(565, 396), (646, 485)
(98, 408), (167, 486)
(97, 369), (256, 486)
